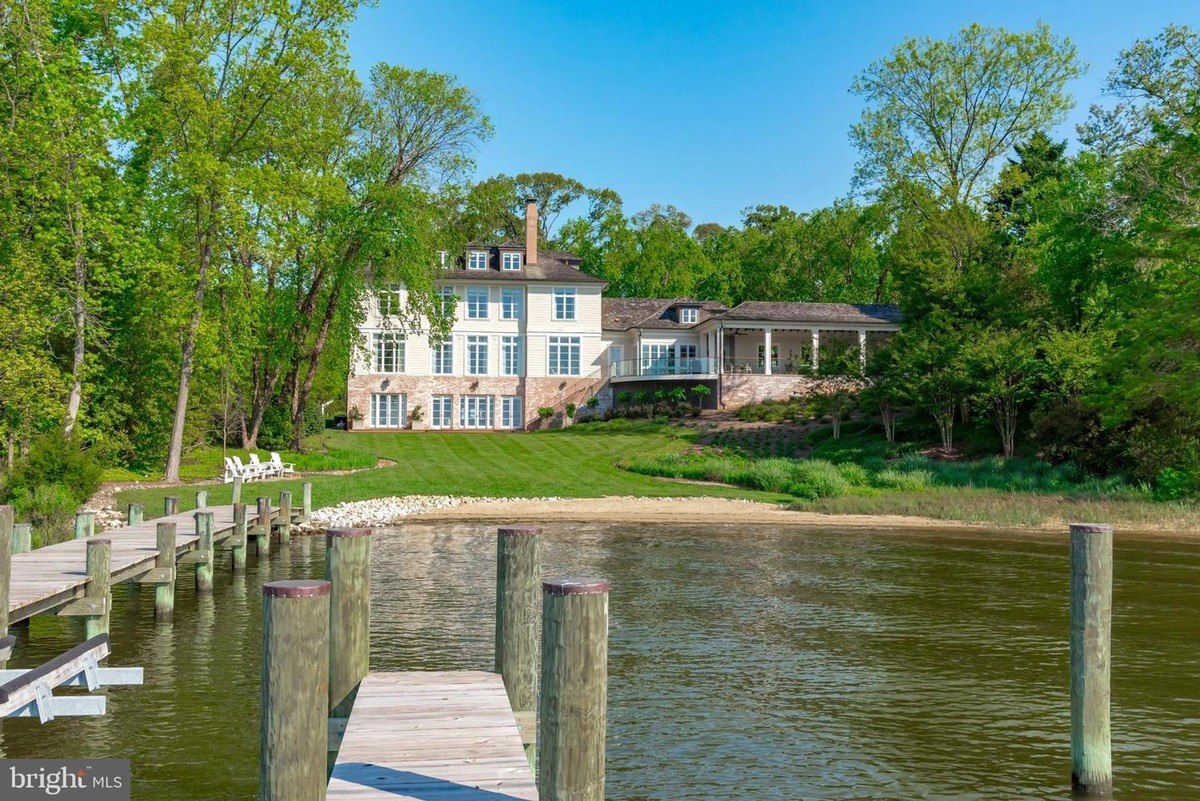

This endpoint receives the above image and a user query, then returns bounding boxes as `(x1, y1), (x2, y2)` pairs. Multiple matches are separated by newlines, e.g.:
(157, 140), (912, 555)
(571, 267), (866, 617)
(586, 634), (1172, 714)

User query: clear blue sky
(348, 1), (1198, 226)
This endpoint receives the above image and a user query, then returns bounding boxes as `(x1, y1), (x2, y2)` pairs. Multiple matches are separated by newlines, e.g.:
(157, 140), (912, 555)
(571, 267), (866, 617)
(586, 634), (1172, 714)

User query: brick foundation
(719, 374), (865, 408)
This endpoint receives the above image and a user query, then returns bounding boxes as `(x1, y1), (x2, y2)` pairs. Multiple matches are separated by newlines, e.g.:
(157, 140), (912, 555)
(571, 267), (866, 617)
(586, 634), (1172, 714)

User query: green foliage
(537, 407), (555, 420)
(565, 403), (577, 419)
(734, 397), (806, 423)
(2, 434), (101, 507)
(258, 406), (295, 452)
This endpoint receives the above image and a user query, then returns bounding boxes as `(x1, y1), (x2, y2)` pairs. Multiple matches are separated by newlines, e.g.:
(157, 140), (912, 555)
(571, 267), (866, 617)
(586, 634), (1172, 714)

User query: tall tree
(851, 22), (1082, 206)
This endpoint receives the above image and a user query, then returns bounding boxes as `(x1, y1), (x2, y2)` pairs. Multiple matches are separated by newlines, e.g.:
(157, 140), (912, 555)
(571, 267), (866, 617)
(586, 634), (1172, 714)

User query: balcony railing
(721, 357), (815, 376)
(610, 357), (718, 379)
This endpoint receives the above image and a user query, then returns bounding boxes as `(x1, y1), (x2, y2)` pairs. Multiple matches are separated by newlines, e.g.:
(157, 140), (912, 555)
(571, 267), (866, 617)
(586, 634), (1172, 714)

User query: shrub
(11, 484), (78, 546)
(2, 433), (101, 507)
(537, 406), (555, 420)
(586, 396), (600, 409)
(565, 403), (577, 419)
(874, 468), (933, 491)
(787, 460), (851, 499)
(259, 405), (294, 450)
(301, 402), (325, 438)
(835, 462), (871, 486)
(1155, 468), (1199, 501)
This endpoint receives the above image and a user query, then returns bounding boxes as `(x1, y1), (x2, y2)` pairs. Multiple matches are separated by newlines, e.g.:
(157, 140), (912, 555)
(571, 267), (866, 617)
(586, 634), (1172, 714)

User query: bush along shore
(623, 415), (1200, 531)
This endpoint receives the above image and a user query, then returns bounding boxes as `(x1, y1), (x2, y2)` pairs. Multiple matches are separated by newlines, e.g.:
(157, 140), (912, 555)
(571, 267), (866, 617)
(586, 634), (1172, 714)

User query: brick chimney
(524, 197), (538, 265)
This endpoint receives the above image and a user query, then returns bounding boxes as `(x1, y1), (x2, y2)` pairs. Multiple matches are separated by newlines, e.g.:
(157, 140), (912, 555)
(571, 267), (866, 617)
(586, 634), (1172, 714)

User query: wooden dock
(4, 494), (303, 626)
(328, 671), (537, 800)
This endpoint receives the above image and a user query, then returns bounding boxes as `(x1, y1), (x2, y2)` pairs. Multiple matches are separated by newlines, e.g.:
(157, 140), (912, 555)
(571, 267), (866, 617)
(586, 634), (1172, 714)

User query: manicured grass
(101, 437), (376, 482)
(113, 421), (792, 511)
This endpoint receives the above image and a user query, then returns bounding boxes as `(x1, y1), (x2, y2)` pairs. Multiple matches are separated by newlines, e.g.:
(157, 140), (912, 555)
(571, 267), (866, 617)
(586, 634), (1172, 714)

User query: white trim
(501, 251), (522, 271)
(467, 250), (488, 270)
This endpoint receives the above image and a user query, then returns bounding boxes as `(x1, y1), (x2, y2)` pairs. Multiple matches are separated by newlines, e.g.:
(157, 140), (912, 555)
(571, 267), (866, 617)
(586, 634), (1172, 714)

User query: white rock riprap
(307, 495), (564, 529)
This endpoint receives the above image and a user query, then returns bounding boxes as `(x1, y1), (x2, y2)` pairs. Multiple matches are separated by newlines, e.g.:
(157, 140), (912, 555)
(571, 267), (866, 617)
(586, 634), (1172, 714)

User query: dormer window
(679, 307), (699, 324)
(501, 252), (522, 271)
(468, 250), (488, 270)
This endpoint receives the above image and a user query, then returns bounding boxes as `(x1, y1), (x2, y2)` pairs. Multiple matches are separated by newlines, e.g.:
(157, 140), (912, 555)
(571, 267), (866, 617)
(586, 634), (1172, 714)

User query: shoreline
(316, 495), (1199, 540)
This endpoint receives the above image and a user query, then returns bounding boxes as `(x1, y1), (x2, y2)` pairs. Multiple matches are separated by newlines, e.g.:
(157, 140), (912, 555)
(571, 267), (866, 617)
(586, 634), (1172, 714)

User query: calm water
(4, 523), (1199, 799)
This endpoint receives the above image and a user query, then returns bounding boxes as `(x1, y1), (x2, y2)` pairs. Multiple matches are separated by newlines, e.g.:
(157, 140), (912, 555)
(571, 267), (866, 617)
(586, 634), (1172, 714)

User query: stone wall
(719, 374), (865, 408)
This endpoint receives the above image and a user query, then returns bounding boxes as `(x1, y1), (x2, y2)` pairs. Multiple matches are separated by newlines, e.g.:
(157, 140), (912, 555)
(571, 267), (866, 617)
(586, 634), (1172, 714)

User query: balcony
(610, 357), (718, 381)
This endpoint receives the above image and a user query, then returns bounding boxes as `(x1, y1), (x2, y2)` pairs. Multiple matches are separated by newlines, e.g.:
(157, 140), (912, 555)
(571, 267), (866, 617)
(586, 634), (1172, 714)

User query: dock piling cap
(328, 527), (373, 538)
(498, 525), (542, 536)
(1069, 523), (1114, 535)
(263, 579), (331, 598)
(543, 577), (610, 596)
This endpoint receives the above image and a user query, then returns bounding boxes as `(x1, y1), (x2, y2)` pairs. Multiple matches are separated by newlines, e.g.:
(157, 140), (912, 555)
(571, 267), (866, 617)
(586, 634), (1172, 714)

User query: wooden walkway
(7, 504), (285, 624)
(328, 671), (538, 800)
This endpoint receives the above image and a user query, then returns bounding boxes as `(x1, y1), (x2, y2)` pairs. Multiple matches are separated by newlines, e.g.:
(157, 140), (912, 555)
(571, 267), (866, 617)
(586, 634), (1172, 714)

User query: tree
(810, 389), (856, 440)
(852, 23), (1082, 205)
(965, 329), (1041, 457)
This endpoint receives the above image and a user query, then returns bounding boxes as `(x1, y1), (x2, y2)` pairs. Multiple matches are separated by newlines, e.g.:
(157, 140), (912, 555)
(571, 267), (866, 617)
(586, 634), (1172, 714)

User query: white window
(548, 336), (581, 376)
(501, 288), (524, 320)
(468, 250), (488, 270)
(501, 396), (523, 429)
(431, 341), (453, 375)
(438, 286), (457, 317)
(467, 335), (489, 375)
(371, 331), (405, 373)
(370, 393), (406, 428)
(641, 343), (674, 375)
(430, 395), (452, 429)
(501, 252), (522, 271)
(376, 283), (402, 316)
(678, 344), (698, 372)
(502, 336), (522, 376)
(679, 307), (698, 324)
(466, 287), (489, 319)
(459, 395), (495, 429)
(553, 287), (577, 320)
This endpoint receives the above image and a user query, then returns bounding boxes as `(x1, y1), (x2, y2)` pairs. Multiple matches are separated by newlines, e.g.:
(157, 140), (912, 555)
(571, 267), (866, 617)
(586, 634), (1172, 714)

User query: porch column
(858, 329), (868, 373)
(763, 327), (772, 375)
(811, 329), (820, 372)
(717, 327), (724, 374)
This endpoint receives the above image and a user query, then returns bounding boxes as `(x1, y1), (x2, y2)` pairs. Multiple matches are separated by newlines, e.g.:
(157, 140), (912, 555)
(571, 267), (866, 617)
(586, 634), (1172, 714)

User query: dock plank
(7, 504), (284, 623)
(329, 671), (537, 801)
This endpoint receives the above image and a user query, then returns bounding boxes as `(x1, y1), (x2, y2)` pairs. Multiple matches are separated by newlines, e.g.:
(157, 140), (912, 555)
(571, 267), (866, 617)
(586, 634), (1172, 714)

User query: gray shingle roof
(601, 297), (730, 330)
(446, 244), (605, 284)
(723, 301), (902, 325)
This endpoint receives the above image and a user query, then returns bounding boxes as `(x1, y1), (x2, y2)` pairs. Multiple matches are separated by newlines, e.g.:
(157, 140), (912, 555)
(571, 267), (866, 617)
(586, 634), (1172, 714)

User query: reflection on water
(4, 524), (1199, 799)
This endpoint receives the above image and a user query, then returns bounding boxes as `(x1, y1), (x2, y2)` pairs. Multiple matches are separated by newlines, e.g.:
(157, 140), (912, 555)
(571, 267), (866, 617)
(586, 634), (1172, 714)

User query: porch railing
(610, 357), (718, 379)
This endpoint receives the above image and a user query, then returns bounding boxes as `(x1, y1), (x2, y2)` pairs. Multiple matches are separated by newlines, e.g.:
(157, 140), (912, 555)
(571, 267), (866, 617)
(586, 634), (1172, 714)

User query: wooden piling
(84, 538), (112, 639)
(232, 476), (244, 505)
(12, 523), (32, 555)
(231, 503), (248, 573)
(538, 577), (609, 801)
(155, 522), (177, 622)
(261, 580), (330, 801)
(0, 505), (11, 666)
(164, 496), (178, 517)
(256, 497), (272, 556)
(301, 482), (312, 523)
(278, 491), (292, 543)
(195, 512), (214, 593)
(326, 529), (371, 719)
(1070, 523), (1114, 797)
(196, 490), (209, 509)
(128, 503), (144, 527)
(496, 525), (541, 763)
(74, 511), (95, 540)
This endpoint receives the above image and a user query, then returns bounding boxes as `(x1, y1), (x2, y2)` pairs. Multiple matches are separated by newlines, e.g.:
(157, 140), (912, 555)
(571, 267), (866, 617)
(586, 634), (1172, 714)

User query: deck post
(196, 490), (209, 509)
(231, 503), (248, 573)
(232, 476), (243, 505)
(1070, 523), (1114, 797)
(155, 522), (177, 622)
(128, 503), (144, 526)
(164, 496), (178, 517)
(495, 525), (541, 764)
(195, 512), (214, 593)
(538, 577), (609, 801)
(255, 497), (272, 556)
(13, 523), (32, 554)
(0, 505), (11, 666)
(327, 528), (371, 719)
(84, 538), (112, 639)
(278, 491), (292, 543)
(261, 580), (330, 801)
(301, 482), (312, 523)
(74, 511), (95, 540)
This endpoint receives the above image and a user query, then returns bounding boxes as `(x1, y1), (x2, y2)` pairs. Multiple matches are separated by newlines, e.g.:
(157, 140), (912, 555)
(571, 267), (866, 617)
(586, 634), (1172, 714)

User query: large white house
(347, 199), (902, 431)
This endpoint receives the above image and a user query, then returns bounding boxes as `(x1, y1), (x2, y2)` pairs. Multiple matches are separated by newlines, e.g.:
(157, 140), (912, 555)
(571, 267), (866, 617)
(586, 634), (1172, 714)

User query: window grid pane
(370, 393), (406, 428)
(432, 342), (453, 375)
(431, 395), (452, 429)
(467, 335), (489, 375)
(502, 252), (521, 270)
(372, 332), (405, 373)
(501, 396), (523, 429)
(502, 336), (521, 376)
(468, 251), (488, 269)
(549, 336), (581, 376)
(554, 288), (576, 320)
(501, 289), (523, 319)
(466, 288), (488, 319)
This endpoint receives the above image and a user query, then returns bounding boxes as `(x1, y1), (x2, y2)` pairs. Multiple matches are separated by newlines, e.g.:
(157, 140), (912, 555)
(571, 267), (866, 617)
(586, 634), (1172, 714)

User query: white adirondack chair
(269, 452), (295, 475)
(232, 456), (261, 482)
(250, 452), (282, 478)
(223, 457), (238, 483)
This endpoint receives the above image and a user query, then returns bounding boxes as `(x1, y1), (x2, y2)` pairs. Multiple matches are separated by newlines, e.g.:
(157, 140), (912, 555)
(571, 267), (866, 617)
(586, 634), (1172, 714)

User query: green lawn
(113, 421), (791, 511)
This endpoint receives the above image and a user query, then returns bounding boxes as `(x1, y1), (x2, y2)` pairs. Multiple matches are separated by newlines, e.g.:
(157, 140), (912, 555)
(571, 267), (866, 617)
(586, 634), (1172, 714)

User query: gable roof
(601, 297), (730, 330)
(446, 243), (604, 284)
